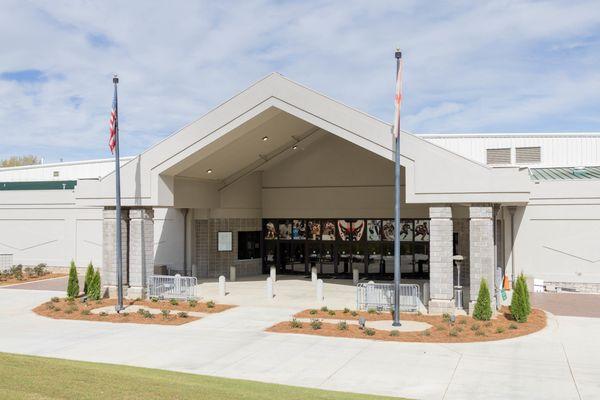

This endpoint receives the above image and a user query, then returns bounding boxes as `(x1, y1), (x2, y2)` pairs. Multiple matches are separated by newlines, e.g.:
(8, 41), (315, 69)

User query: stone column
(428, 206), (455, 314)
(102, 207), (129, 298)
(469, 205), (495, 312)
(127, 208), (154, 299)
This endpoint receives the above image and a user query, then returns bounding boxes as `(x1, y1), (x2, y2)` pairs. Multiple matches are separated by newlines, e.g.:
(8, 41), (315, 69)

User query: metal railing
(147, 274), (198, 300)
(0, 254), (13, 272)
(356, 282), (420, 312)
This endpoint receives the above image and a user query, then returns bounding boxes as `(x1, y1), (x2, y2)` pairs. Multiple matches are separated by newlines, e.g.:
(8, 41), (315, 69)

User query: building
(1, 73), (599, 313)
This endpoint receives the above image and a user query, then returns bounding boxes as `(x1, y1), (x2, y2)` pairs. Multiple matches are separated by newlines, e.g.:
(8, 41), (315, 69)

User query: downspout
(508, 206), (516, 287)
(183, 208), (189, 276)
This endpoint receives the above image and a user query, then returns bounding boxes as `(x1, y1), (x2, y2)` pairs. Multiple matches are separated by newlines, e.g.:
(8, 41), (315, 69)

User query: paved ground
(1, 275), (78, 291)
(532, 292), (600, 318)
(0, 288), (599, 400)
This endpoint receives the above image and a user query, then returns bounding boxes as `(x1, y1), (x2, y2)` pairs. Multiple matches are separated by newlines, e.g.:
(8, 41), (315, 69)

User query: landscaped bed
(33, 297), (234, 325)
(267, 307), (547, 343)
(0, 264), (65, 286)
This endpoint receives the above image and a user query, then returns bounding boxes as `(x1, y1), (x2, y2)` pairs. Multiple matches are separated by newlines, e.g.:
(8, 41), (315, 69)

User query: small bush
(11, 265), (23, 280)
(122, 312), (130, 317)
(309, 309), (318, 315)
(188, 299), (198, 307)
(389, 329), (400, 337)
(151, 297), (159, 303)
(51, 296), (60, 303)
(66, 261), (79, 298)
(81, 309), (91, 315)
(66, 297), (75, 304)
(47, 303), (55, 310)
(161, 309), (170, 319)
(422, 329), (431, 337)
(350, 311), (358, 317)
(53, 307), (61, 312)
(496, 327), (505, 334)
(34, 263), (47, 277)
(509, 323), (518, 330)
(143, 310), (154, 319)
(320, 306), (328, 312)
(484, 321), (492, 328)
(310, 319), (322, 330)
(328, 310), (336, 316)
(206, 300), (215, 309)
(367, 308), (376, 314)
(24, 267), (34, 277)
(337, 321), (348, 331)
(436, 325), (446, 331)
(442, 313), (451, 322)
(475, 330), (486, 336)
(364, 328), (376, 336)
(343, 308), (350, 314)
(137, 308), (147, 316)
(456, 326), (464, 333)
(470, 323), (480, 331)
(449, 328), (459, 337)
(177, 311), (188, 318)
(458, 319), (467, 325)
(84, 262), (94, 295)
(99, 311), (108, 317)
(473, 278), (492, 321)
(169, 298), (179, 306)
(65, 305), (77, 314)
(289, 318), (303, 328)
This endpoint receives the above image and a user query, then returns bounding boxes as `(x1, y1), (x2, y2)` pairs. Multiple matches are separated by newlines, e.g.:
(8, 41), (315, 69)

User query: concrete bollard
(266, 277), (274, 299)
(352, 266), (359, 285)
(270, 266), (276, 283)
(422, 281), (430, 304)
(218, 275), (226, 297)
(316, 279), (324, 302)
(311, 267), (317, 283)
(191, 264), (197, 277)
(230, 266), (236, 282)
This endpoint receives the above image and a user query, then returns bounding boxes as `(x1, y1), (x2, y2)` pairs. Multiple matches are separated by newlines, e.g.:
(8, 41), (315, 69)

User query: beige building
(1, 73), (599, 312)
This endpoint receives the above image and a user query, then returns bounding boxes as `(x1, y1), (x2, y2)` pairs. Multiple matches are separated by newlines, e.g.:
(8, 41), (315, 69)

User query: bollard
(270, 266), (276, 283)
(311, 267), (317, 283)
(191, 264), (197, 277)
(316, 279), (324, 302)
(266, 277), (274, 299)
(174, 274), (182, 294)
(422, 281), (430, 305)
(352, 266), (359, 285)
(230, 266), (236, 282)
(218, 275), (226, 297)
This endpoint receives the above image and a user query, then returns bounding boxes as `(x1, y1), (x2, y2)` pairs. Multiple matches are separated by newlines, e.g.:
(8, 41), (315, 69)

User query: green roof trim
(530, 166), (600, 181)
(0, 180), (77, 191)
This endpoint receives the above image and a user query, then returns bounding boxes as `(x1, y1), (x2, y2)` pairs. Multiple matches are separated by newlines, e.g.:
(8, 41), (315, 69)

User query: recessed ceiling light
(206, 169), (213, 174)
(262, 136), (269, 141)
(292, 144), (298, 150)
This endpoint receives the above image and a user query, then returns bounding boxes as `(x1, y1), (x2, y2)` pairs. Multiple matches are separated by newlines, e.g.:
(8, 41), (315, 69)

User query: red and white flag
(392, 52), (403, 138)
(108, 89), (117, 153)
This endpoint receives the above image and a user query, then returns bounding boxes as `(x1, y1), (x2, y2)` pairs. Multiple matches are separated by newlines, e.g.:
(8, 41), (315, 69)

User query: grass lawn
(0, 352), (404, 400)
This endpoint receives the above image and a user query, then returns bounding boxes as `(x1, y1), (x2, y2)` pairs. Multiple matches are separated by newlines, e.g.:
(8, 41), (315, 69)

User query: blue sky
(1, 0), (599, 162)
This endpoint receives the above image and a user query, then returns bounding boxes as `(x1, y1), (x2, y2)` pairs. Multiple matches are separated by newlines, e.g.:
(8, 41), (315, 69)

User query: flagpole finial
(395, 49), (402, 59)
(113, 74), (119, 84)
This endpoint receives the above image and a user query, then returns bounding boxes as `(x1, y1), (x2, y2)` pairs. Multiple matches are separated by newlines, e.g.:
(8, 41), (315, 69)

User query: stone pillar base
(428, 299), (455, 315)
(103, 285), (133, 299)
(126, 286), (144, 300)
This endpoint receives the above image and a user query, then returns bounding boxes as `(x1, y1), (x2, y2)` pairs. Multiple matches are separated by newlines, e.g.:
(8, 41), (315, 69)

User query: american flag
(392, 52), (403, 138)
(109, 88), (117, 153)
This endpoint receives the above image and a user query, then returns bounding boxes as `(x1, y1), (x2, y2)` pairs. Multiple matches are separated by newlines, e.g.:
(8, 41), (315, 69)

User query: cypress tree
(88, 269), (101, 301)
(473, 278), (492, 321)
(520, 274), (531, 316)
(67, 261), (79, 298)
(84, 262), (94, 295)
(510, 275), (529, 322)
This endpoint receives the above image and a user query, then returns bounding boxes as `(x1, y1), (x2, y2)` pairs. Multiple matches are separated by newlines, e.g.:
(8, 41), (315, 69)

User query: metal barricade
(356, 282), (420, 312)
(147, 274), (198, 300)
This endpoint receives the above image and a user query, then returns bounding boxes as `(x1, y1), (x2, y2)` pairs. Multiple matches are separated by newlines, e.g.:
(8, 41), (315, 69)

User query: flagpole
(393, 50), (402, 327)
(113, 74), (124, 313)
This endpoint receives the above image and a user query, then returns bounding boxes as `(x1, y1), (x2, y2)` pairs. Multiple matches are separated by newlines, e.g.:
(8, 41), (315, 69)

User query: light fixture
(262, 136), (269, 141)
(292, 144), (298, 150)
(206, 169), (213, 174)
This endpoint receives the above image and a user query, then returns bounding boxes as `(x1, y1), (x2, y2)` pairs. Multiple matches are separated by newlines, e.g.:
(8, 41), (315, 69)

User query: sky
(1, 0), (599, 163)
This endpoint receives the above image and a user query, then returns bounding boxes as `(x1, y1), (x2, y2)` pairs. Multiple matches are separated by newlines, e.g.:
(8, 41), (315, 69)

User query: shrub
(161, 309), (170, 319)
(442, 313), (451, 322)
(449, 328), (459, 337)
(122, 312), (130, 317)
(475, 330), (485, 337)
(309, 309), (318, 315)
(99, 311), (108, 317)
(34, 263), (47, 277)
(177, 311), (188, 318)
(337, 321), (348, 331)
(350, 311), (358, 317)
(470, 323), (480, 331)
(509, 323), (518, 330)
(66, 261), (79, 298)
(343, 308), (350, 314)
(151, 297), (159, 302)
(328, 310), (336, 316)
(51, 296), (60, 303)
(510, 274), (531, 323)
(87, 269), (101, 301)
(81, 309), (91, 315)
(422, 330), (431, 337)
(53, 307), (61, 312)
(65, 305), (77, 314)
(143, 310), (154, 319)
(46, 304), (55, 310)
(473, 278), (492, 321)
(458, 319), (467, 325)
(310, 319), (322, 330)
(367, 308), (376, 314)
(496, 327), (505, 334)
(206, 300), (215, 309)
(24, 267), (34, 277)
(137, 308), (147, 315)
(389, 329), (400, 337)
(11, 265), (23, 280)
(320, 306), (328, 312)
(436, 325), (445, 331)
(169, 298), (179, 306)
(364, 328), (376, 336)
(289, 318), (303, 329)
(188, 299), (198, 307)
(83, 262), (94, 295)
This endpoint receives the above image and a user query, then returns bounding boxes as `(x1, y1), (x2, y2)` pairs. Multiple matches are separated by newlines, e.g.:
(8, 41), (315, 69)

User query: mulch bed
(267, 307), (547, 343)
(0, 273), (66, 286)
(32, 297), (234, 325)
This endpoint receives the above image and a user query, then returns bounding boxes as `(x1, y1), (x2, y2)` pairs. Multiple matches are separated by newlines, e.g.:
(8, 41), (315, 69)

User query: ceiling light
(206, 169), (213, 174)
(292, 144), (298, 150)
(262, 136), (269, 141)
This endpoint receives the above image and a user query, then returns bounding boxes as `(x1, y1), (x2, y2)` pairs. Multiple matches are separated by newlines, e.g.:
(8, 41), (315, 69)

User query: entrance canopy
(75, 73), (530, 208)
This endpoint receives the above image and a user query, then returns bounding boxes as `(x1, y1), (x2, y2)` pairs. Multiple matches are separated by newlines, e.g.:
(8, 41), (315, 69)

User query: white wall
(154, 207), (185, 272)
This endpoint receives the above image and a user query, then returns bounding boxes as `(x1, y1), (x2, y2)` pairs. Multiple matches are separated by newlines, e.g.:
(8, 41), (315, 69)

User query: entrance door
(291, 242), (306, 273)
(278, 242), (292, 273)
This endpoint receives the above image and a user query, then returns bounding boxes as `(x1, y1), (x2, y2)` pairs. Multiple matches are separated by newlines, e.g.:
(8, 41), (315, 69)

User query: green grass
(0, 352), (404, 400)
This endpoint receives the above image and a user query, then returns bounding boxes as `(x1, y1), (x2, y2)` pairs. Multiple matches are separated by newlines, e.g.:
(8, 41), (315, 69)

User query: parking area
(532, 292), (600, 318)
(0, 276), (78, 292)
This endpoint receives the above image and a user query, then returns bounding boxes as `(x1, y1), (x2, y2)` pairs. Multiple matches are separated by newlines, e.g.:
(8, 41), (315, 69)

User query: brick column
(127, 208), (154, 299)
(469, 205), (495, 312)
(428, 206), (455, 314)
(102, 207), (129, 297)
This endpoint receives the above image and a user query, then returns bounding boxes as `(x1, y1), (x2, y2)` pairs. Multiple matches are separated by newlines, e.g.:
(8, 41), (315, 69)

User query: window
(238, 231), (260, 260)
(53, 171), (59, 177)
(515, 146), (541, 164)
(486, 148), (511, 165)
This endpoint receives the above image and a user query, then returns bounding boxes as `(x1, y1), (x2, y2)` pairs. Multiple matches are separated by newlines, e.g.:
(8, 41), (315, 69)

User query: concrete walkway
(0, 289), (598, 400)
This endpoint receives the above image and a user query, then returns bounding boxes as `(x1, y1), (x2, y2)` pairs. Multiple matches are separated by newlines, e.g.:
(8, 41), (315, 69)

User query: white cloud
(0, 0), (599, 161)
